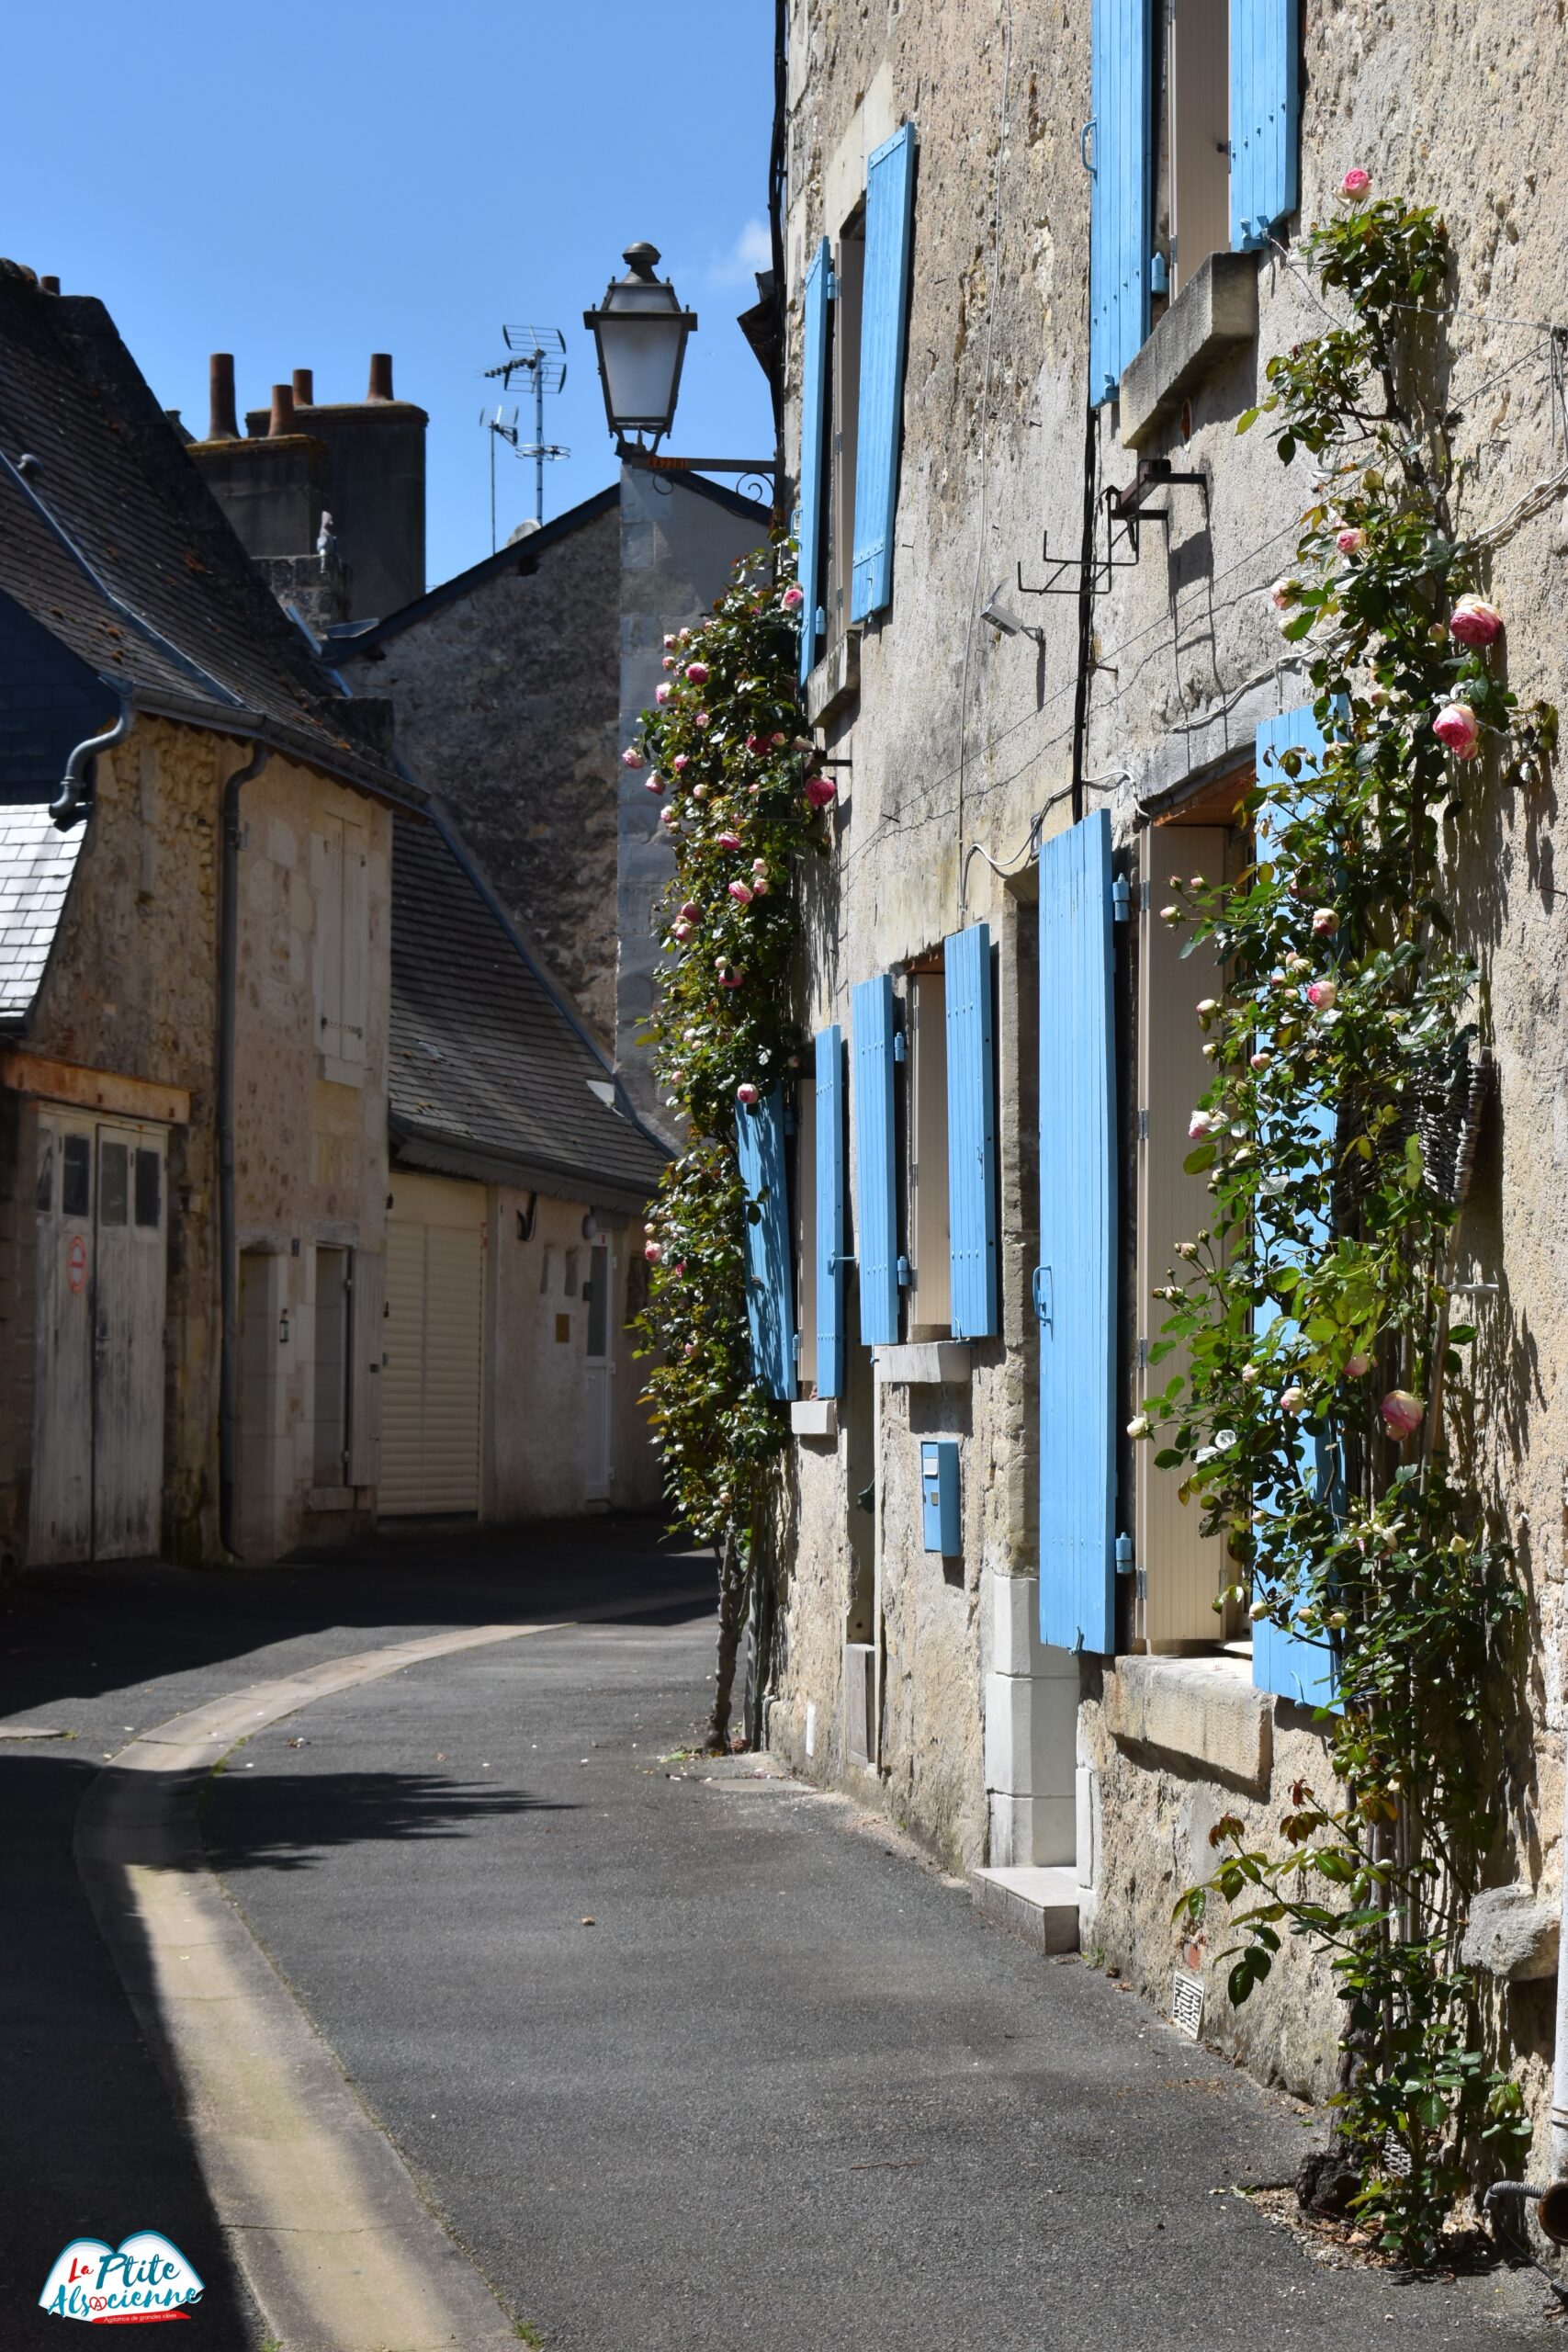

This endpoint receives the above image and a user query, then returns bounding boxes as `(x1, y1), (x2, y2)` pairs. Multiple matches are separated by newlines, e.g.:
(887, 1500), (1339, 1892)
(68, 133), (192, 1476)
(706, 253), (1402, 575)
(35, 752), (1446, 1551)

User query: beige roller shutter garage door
(381, 1173), (485, 1515)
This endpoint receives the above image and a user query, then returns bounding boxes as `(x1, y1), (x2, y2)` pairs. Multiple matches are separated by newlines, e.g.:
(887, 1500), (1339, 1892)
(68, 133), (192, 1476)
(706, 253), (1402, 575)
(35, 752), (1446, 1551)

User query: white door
(31, 1114), (166, 1563)
(381, 1176), (485, 1516)
(583, 1242), (613, 1504)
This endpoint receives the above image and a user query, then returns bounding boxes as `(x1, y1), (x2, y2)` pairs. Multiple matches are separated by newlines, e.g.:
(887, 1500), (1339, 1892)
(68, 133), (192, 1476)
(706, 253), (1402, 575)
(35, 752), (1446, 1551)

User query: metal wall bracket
(1017, 459), (1210, 600)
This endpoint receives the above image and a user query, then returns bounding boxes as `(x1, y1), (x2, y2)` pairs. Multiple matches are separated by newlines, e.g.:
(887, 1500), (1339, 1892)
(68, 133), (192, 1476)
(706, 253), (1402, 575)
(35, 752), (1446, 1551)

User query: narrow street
(1, 1529), (1553, 2349)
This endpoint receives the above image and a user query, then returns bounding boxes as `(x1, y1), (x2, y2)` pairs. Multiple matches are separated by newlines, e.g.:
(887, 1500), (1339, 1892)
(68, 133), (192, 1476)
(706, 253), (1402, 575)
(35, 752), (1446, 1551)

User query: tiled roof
(390, 811), (668, 1208)
(0, 262), (407, 800)
(0, 803), (83, 1024)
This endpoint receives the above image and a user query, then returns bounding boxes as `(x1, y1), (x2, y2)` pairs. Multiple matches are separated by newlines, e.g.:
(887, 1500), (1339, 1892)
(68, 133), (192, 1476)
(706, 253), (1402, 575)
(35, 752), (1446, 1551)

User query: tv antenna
(481, 323), (569, 545)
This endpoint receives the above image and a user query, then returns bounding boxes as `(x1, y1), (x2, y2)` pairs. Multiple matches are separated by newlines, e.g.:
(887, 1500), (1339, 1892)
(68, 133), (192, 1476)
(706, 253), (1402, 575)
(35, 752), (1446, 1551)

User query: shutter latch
(1032, 1265), (1053, 1329)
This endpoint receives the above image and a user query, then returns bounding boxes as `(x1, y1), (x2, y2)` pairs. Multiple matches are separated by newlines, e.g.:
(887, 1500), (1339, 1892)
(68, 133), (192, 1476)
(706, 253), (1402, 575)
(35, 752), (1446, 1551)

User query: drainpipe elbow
(52, 699), (134, 829)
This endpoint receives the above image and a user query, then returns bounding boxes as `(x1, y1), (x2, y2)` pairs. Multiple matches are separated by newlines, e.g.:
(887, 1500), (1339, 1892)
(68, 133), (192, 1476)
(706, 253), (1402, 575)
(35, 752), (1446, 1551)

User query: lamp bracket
(1017, 458), (1209, 599)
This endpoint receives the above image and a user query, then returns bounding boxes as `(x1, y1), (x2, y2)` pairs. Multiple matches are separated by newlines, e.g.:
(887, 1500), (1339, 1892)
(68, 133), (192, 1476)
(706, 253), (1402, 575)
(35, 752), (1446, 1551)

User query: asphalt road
(198, 1607), (1555, 2352)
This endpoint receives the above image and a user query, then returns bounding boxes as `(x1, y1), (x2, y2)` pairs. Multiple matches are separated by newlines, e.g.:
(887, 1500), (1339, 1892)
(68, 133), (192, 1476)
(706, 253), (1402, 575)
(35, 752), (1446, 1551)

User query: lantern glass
(584, 244), (697, 445)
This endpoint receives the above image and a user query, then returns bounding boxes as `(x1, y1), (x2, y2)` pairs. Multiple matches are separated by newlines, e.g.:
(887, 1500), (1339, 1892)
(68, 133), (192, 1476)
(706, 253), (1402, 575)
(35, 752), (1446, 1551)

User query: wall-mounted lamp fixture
(581, 1211), (600, 1240)
(980, 588), (1043, 647)
(278, 1307), (290, 1345)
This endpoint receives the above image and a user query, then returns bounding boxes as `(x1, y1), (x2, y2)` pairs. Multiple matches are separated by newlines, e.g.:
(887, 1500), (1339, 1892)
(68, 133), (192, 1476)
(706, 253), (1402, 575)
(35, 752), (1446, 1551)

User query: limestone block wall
(357, 502), (622, 1042)
(774, 0), (1568, 2143)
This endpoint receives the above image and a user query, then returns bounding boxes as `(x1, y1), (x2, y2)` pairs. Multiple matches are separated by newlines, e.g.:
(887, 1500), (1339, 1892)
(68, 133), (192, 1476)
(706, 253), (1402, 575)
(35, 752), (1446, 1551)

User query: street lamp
(582, 243), (697, 453)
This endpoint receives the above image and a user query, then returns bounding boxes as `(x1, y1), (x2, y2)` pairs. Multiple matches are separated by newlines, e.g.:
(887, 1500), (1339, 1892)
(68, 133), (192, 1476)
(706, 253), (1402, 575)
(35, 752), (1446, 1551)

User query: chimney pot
(292, 367), (314, 406)
(367, 353), (394, 402)
(209, 353), (239, 441)
(268, 382), (296, 437)
(40, 275), (60, 296)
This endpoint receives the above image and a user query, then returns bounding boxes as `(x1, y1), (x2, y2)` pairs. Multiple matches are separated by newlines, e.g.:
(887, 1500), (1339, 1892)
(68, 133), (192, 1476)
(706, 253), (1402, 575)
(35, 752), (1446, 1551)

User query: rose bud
(678, 902), (701, 923)
(644, 774), (665, 795)
(805, 775), (837, 809)
(1449, 595), (1503, 648)
(1340, 166), (1371, 197)
(1335, 527), (1365, 555)
(1269, 578), (1299, 612)
(655, 684), (672, 706)
(1433, 702), (1480, 759)
(662, 634), (677, 650)
(1345, 1352), (1372, 1378)
(1381, 1389), (1425, 1440)
(622, 746), (645, 769)
(694, 710), (711, 728)
(644, 1241), (661, 1262)
(728, 880), (754, 905)
(1249, 1051), (1271, 1072)
(1311, 907), (1339, 937)
(752, 858), (768, 874)
(672, 752), (690, 773)
(1280, 1386), (1306, 1415)
(736, 1082), (760, 1105)
(1126, 1415), (1150, 1439)
(781, 584), (805, 610)
(671, 921), (694, 943)
(684, 661), (710, 685)
(1306, 979), (1337, 1011)
(659, 807), (678, 828)
(1196, 997), (1219, 1018)
(720, 969), (743, 989)
(751, 876), (769, 896)
(716, 830), (743, 851)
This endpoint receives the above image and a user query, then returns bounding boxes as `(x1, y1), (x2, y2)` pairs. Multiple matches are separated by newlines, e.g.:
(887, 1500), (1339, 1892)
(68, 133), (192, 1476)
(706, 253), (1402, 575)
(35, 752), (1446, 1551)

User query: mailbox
(920, 1439), (960, 1555)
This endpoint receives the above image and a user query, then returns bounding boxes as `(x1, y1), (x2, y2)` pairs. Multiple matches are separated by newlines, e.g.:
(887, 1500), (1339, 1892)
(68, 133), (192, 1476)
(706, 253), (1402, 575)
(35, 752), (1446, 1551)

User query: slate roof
(390, 810), (668, 1210)
(0, 260), (408, 800)
(0, 804), (82, 1024)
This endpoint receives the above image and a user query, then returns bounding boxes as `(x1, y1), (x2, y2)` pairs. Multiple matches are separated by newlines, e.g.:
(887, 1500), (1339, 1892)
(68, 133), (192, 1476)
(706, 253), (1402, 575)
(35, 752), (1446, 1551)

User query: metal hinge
(896, 1254), (912, 1289)
(892, 1030), (908, 1064)
(1136, 1337), (1148, 1369)
(1138, 1107), (1149, 1141)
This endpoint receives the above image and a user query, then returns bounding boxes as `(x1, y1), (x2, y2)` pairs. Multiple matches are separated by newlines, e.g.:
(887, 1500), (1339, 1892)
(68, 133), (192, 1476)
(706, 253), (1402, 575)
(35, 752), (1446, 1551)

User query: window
(99, 1141), (128, 1227)
(62, 1134), (90, 1217)
(134, 1148), (162, 1229)
(1089, 0), (1300, 402)
(35, 1128), (54, 1214)
(313, 811), (369, 1084)
(907, 970), (950, 1339)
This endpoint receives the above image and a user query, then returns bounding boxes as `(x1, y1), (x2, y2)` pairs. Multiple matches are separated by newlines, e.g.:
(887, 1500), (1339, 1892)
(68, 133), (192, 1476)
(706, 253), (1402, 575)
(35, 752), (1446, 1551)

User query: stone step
(969, 1864), (1079, 1955)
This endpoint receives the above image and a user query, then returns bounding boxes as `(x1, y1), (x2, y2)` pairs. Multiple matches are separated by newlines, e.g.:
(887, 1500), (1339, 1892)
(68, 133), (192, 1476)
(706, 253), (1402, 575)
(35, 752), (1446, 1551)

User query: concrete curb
(72, 1605), (721, 2352)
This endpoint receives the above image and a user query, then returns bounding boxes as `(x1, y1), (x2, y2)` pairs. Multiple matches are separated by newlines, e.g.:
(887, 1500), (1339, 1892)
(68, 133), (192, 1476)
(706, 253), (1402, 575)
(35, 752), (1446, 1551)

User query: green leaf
(1183, 1145), (1217, 1174)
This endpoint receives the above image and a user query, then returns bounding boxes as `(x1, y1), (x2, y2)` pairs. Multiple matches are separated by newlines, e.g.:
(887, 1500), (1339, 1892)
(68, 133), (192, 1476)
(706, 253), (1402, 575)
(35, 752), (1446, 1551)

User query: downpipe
(1483, 1770), (1568, 2291)
(52, 698), (133, 829)
(217, 742), (272, 1558)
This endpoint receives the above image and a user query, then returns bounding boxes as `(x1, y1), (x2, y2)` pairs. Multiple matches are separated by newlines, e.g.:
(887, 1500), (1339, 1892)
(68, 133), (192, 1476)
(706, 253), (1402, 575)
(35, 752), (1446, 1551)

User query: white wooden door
(583, 1242), (613, 1504)
(30, 1115), (94, 1564)
(90, 1125), (167, 1558)
(381, 1177), (485, 1516)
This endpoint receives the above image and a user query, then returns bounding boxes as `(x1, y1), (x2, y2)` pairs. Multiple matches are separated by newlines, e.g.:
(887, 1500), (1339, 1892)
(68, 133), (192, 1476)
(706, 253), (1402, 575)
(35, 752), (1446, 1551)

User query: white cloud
(705, 217), (773, 289)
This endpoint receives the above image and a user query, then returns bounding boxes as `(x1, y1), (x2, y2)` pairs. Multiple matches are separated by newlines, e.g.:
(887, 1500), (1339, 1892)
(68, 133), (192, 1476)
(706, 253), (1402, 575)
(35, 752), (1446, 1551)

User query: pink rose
(671, 921), (694, 943)
(661, 655), (676, 672)
(1306, 979), (1337, 1011)
(1280, 1386), (1306, 1416)
(672, 753), (690, 773)
(736, 1082), (760, 1105)
(805, 775), (837, 809)
(751, 859), (768, 875)
(746, 734), (768, 753)
(1340, 167), (1371, 198)
(771, 731), (788, 746)
(662, 633), (677, 650)
(1311, 907), (1339, 938)
(728, 880), (754, 905)
(694, 710), (710, 729)
(655, 684), (671, 706)
(1433, 702), (1480, 759)
(684, 662), (710, 685)
(1188, 1110), (1214, 1139)
(678, 901), (701, 922)
(621, 746), (644, 769)
(720, 970), (743, 989)
(751, 876), (769, 895)
(1449, 595), (1503, 648)
(716, 830), (743, 851)
(659, 807), (678, 829)
(644, 775), (665, 795)
(781, 585), (804, 610)
(1249, 1051), (1271, 1072)
(1336, 527), (1365, 555)
(1381, 1389), (1425, 1440)
(1345, 1352), (1371, 1378)
(1269, 578), (1299, 612)
(644, 1241), (661, 1262)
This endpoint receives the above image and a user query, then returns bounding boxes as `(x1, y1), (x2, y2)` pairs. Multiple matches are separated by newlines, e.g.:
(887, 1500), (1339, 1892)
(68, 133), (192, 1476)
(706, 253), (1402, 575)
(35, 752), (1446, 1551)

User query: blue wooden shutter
(736, 1087), (796, 1401)
(814, 1024), (846, 1396)
(1251, 706), (1337, 1708)
(797, 238), (832, 684)
(1036, 814), (1118, 1651)
(852, 975), (899, 1345)
(850, 124), (917, 623)
(1088, 0), (1153, 404)
(944, 922), (998, 1340)
(1229, 0), (1300, 252)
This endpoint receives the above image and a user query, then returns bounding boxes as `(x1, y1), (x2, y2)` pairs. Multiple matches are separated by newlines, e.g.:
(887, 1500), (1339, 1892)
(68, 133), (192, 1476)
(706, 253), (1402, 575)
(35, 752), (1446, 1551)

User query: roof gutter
(51, 695), (135, 830)
(217, 740), (273, 1559)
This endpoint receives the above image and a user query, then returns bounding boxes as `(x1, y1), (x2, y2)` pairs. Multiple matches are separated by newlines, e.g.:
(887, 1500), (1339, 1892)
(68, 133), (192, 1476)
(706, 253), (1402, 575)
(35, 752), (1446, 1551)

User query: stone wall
(774, 0), (1568, 2133)
(352, 503), (622, 1043)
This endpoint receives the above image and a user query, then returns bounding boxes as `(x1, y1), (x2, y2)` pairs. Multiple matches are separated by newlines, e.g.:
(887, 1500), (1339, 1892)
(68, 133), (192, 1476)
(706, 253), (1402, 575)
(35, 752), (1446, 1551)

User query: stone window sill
(805, 630), (860, 728)
(873, 1341), (971, 1386)
(791, 1396), (839, 1440)
(1102, 1650), (1270, 1791)
(1119, 250), (1259, 451)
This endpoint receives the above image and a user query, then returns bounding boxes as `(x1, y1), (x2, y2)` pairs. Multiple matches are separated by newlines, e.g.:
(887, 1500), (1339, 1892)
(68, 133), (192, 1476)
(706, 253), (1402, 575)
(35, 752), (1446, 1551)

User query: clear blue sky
(3, 1), (776, 589)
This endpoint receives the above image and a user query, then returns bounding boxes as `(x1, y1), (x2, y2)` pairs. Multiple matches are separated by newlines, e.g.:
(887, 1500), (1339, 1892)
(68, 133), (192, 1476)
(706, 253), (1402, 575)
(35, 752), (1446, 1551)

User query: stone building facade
(766, 0), (1568, 2141)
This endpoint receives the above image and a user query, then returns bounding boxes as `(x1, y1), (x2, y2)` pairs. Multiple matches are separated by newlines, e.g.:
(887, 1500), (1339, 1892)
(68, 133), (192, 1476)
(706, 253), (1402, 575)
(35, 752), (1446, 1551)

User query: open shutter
(852, 974), (899, 1346)
(341, 819), (369, 1069)
(313, 815), (344, 1061)
(850, 123), (916, 623)
(797, 238), (832, 685)
(737, 1088), (796, 1401)
(1229, 0), (1300, 252)
(346, 1247), (385, 1489)
(1037, 813), (1118, 1652)
(1089, 0), (1153, 404)
(1251, 705), (1337, 1709)
(815, 1024), (846, 1396)
(944, 922), (998, 1340)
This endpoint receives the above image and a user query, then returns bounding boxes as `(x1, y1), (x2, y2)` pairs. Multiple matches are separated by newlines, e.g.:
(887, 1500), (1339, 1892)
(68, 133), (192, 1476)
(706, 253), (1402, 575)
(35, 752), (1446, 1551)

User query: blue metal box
(920, 1439), (960, 1555)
